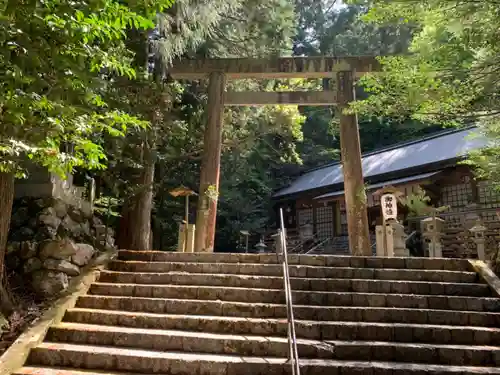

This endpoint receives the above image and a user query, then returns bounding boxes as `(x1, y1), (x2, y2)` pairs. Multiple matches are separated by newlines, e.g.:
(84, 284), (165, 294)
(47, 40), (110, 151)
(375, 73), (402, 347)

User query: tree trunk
(117, 155), (155, 251)
(128, 159), (155, 250)
(0, 172), (15, 314)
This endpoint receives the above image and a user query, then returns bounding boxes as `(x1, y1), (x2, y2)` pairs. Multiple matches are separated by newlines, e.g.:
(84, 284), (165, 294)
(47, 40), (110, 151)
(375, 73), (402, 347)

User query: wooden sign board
(381, 193), (398, 220)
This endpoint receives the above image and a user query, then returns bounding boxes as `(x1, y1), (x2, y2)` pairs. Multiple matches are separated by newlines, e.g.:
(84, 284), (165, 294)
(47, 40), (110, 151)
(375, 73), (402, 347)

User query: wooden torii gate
(169, 56), (379, 255)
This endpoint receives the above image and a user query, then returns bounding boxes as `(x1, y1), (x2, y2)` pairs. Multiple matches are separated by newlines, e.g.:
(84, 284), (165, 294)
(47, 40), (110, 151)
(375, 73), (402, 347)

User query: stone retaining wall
(6, 197), (116, 297)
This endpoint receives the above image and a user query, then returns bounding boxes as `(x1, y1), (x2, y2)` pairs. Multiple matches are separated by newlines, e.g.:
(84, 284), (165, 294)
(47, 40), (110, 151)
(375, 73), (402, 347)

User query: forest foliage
(0, 0), (174, 311)
(1, 0), (498, 266)
(349, 0), (500, 187)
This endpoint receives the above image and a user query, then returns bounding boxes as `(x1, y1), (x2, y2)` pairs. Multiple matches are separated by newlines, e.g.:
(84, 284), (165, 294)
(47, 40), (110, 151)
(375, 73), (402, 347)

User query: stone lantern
(391, 222), (409, 257)
(300, 222), (314, 241)
(469, 220), (487, 260)
(421, 216), (445, 258)
(255, 237), (267, 253)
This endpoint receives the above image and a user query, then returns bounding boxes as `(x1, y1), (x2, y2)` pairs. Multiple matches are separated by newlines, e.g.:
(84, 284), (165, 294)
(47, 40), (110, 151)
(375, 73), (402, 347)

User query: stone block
(447, 297), (468, 310)
(351, 280), (369, 293)
(39, 238), (78, 260)
(365, 258), (384, 269)
(42, 259), (80, 280)
(325, 256), (351, 268)
(327, 292), (351, 306)
(382, 258), (406, 269)
(364, 308), (388, 323)
(31, 270), (69, 297)
(364, 324), (393, 341)
(386, 295), (407, 308)
(483, 298), (500, 312)
(38, 207), (61, 228)
(349, 257), (366, 268)
(72, 243), (95, 266)
(393, 325), (414, 342)
(23, 257), (42, 274)
(335, 342), (371, 360)
(20, 241), (37, 259)
(427, 296), (450, 310)
(405, 258), (425, 269)
(352, 294), (369, 307)
(353, 268), (374, 279)
(300, 255), (326, 266)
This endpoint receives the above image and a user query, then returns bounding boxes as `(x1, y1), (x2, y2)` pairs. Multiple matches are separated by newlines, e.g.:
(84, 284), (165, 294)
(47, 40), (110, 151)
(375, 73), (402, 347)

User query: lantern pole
(240, 230), (250, 253)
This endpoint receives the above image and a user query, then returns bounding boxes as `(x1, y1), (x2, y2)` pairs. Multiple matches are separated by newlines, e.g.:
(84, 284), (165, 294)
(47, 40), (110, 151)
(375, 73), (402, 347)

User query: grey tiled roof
(274, 127), (487, 198)
(314, 171), (441, 200)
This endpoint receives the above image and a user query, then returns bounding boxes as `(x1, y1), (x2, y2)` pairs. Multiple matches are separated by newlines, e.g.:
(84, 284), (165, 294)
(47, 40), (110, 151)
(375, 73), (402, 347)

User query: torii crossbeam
(169, 56), (380, 255)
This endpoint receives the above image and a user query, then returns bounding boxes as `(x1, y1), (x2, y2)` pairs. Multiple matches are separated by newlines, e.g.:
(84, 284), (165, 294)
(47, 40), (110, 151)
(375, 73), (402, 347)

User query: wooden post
(334, 202), (341, 236)
(336, 70), (371, 255)
(184, 194), (189, 252)
(195, 72), (226, 252)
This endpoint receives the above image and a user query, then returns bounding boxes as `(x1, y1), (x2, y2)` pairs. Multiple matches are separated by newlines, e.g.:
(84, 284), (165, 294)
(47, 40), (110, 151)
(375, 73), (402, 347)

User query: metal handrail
(278, 208), (300, 375)
(305, 237), (331, 254)
(289, 232), (330, 254)
(406, 230), (417, 244)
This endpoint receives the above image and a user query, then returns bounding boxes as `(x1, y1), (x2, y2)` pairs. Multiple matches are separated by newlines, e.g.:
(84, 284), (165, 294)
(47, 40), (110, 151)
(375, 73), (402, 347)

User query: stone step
(15, 368), (132, 375)
(117, 250), (470, 271)
(88, 282), (500, 311)
(27, 342), (500, 374)
(98, 271), (490, 296)
(322, 340), (500, 366)
(64, 308), (500, 345)
(108, 261), (478, 283)
(75, 295), (500, 326)
(46, 322), (335, 359)
(46, 322), (500, 366)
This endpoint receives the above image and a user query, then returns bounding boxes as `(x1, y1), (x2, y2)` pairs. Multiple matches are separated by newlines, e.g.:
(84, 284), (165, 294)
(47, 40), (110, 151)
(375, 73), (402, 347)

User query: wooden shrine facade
(273, 127), (500, 257)
(169, 56), (380, 253)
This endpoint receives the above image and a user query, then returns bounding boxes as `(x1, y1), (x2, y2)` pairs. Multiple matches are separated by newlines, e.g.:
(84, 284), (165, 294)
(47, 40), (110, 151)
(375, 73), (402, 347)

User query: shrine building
(272, 126), (500, 257)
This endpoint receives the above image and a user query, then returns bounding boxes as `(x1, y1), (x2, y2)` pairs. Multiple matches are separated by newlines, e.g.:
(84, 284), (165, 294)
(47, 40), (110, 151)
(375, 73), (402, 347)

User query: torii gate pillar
(337, 70), (371, 255)
(194, 72), (226, 252)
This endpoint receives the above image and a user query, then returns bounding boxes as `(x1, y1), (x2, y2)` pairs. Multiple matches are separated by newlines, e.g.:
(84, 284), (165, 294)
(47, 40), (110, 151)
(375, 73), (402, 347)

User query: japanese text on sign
(381, 193), (398, 220)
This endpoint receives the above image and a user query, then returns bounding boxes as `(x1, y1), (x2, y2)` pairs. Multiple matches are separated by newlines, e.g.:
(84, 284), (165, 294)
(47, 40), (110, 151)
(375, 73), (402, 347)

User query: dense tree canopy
(0, 0), (171, 177)
(350, 0), (500, 186)
(0, 0), (174, 311)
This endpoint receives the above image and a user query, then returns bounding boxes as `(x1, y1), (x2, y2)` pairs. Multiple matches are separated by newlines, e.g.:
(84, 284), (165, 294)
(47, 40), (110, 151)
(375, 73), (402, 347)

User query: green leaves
(0, 0), (173, 179)
(352, 0), (500, 185)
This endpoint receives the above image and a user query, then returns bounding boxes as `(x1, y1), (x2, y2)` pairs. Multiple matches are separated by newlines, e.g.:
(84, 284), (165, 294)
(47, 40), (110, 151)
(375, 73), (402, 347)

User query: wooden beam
(337, 70), (371, 256)
(224, 91), (338, 106)
(194, 72), (226, 253)
(169, 56), (379, 79)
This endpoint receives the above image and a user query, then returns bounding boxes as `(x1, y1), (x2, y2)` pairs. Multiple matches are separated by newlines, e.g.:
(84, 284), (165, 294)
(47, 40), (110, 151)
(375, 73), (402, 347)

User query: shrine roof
(313, 171), (442, 200)
(273, 126), (488, 199)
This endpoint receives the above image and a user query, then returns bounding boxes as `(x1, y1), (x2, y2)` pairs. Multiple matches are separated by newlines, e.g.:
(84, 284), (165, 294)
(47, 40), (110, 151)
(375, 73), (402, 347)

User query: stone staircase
(13, 251), (500, 375)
